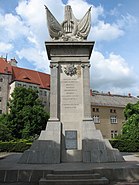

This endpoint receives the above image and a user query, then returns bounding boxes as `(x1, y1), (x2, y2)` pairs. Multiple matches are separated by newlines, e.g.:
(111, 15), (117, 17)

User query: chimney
(90, 89), (93, 96)
(9, 58), (17, 66)
(128, 93), (131, 97)
(108, 91), (111, 96)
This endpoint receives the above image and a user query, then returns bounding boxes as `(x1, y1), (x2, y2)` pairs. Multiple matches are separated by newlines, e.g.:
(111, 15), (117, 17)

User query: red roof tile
(12, 67), (50, 89)
(0, 58), (12, 74)
(0, 58), (50, 89)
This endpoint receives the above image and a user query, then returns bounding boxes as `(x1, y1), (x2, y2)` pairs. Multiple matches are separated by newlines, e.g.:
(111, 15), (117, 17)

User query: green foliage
(110, 139), (139, 152)
(0, 140), (32, 152)
(124, 101), (139, 120)
(110, 101), (139, 152)
(0, 86), (49, 140)
(0, 114), (13, 141)
(122, 101), (139, 140)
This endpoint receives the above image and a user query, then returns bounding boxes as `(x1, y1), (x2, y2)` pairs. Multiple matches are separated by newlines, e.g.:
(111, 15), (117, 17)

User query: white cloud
(13, 0), (66, 72)
(90, 51), (138, 93)
(15, 0), (65, 48)
(0, 42), (13, 53)
(16, 47), (50, 73)
(117, 13), (137, 29)
(109, 8), (119, 16)
(91, 21), (124, 41)
(62, 0), (125, 42)
(0, 13), (29, 41)
(67, 0), (104, 22)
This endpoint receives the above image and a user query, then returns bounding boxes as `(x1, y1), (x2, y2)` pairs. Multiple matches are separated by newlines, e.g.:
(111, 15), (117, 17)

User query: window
(110, 109), (116, 113)
(0, 97), (2, 102)
(96, 108), (99, 112)
(40, 90), (42, 95)
(93, 115), (100, 124)
(23, 84), (26, 87)
(92, 108), (99, 112)
(43, 101), (47, 105)
(0, 110), (2, 114)
(44, 91), (47, 96)
(0, 78), (3, 82)
(4, 67), (8, 73)
(110, 116), (117, 124)
(111, 130), (118, 138)
(18, 83), (22, 86)
(0, 87), (1, 91)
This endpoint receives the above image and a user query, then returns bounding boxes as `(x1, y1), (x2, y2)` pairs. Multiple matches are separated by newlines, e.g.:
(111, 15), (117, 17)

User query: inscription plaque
(65, 131), (77, 150)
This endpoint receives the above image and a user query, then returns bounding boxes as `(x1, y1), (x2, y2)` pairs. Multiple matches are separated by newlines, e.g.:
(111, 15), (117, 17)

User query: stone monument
(19, 5), (124, 163)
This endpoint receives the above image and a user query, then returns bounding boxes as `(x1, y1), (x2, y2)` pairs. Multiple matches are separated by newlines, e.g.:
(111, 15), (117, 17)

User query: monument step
(39, 178), (109, 185)
(46, 173), (101, 180)
(53, 170), (94, 174)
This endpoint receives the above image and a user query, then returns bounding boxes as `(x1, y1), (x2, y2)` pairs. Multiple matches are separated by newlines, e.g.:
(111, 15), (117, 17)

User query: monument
(19, 5), (124, 163)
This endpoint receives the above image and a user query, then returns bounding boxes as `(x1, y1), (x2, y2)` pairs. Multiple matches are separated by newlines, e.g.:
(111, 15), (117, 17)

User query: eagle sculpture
(45, 5), (91, 41)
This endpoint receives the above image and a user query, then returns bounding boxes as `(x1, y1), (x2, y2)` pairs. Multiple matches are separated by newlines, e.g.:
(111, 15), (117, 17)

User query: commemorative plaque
(65, 130), (77, 149)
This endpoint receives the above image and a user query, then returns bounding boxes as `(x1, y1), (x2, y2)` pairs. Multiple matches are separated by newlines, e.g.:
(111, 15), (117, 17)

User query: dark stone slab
(5, 170), (18, 182)
(18, 170), (32, 182)
(0, 170), (5, 182)
(30, 170), (43, 182)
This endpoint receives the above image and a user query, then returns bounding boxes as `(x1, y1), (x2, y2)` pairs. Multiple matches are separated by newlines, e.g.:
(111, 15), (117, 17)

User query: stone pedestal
(19, 41), (124, 164)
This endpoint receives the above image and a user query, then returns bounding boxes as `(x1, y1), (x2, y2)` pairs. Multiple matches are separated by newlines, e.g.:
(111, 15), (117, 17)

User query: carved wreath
(64, 64), (77, 76)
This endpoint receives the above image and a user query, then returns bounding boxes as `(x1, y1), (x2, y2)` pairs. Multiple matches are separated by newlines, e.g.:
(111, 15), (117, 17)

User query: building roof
(91, 92), (138, 108)
(0, 58), (12, 74)
(0, 57), (50, 89)
(11, 67), (50, 89)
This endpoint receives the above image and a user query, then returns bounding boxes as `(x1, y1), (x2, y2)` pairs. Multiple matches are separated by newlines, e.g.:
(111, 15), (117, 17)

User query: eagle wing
(45, 6), (64, 39)
(77, 7), (91, 39)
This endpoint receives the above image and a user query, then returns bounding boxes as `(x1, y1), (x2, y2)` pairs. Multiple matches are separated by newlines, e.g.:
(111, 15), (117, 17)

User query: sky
(0, 0), (139, 96)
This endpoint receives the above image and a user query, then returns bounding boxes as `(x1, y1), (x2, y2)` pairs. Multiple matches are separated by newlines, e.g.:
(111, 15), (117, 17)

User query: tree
(122, 101), (139, 141)
(0, 87), (49, 140)
(0, 114), (13, 141)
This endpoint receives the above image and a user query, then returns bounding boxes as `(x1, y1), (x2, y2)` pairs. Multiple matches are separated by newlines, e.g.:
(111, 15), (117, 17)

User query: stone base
(82, 120), (124, 162)
(19, 120), (124, 164)
(18, 121), (61, 164)
(61, 149), (82, 163)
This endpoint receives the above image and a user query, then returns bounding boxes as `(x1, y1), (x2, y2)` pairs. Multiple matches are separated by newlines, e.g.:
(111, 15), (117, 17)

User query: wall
(0, 74), (12, 114)
(91, 105), (125, 139)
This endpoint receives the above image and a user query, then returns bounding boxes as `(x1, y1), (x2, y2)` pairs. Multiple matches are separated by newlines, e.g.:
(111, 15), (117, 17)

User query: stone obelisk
(19, 5), (124, 163)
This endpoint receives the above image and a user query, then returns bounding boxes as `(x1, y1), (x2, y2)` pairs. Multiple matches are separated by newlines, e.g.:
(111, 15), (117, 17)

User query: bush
(110, 139), (139, 152)
(0, 140), (32, 152)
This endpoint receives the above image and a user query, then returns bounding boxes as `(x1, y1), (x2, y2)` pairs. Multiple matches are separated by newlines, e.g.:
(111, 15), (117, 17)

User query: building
(91, 91), (138, 139)
(0, 57), (50, 114)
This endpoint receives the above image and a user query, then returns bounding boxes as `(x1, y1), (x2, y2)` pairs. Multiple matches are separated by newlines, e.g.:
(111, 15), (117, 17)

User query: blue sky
(0, 0), (139, 96)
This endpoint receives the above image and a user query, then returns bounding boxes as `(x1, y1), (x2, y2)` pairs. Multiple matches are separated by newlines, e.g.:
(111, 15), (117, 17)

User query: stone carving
(45, 5), (91, 41)
(81, 64), (91, 68)
(64, 64), (77, 76)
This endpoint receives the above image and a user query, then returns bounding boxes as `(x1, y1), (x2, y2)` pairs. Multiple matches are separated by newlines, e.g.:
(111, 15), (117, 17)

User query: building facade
(0, 57), (50, 114)
(91, 92), (138, 139)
